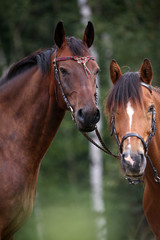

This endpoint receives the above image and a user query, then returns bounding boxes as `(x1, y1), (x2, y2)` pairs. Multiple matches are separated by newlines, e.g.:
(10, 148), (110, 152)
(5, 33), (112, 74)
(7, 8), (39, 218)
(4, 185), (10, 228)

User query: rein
(111, 82), (160, 184)
(81, 128), (119, 159)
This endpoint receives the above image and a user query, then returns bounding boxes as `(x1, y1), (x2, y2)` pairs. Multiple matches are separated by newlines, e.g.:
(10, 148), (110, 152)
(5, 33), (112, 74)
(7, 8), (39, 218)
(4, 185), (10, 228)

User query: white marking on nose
(125, 154), (134, 166)
(126, 101), (134, 144)
(127, 101), (134, 130)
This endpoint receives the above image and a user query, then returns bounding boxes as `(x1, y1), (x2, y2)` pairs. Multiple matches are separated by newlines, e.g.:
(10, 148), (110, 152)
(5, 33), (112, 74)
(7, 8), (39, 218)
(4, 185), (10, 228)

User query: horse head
(53, 21), (100, 132)
(106, 59), (155, 182)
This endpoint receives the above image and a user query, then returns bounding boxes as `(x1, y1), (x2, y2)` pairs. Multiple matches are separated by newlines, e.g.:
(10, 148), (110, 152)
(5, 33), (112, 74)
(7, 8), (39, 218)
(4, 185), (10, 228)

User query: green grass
(16, 185), (97, 240)
(42, 204), (96, 240)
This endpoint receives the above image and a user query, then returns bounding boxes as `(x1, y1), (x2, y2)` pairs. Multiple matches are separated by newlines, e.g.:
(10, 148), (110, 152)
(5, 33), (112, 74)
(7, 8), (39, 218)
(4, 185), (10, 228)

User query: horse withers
(105, 59), (160, 239)
(0, 21), (100, 240)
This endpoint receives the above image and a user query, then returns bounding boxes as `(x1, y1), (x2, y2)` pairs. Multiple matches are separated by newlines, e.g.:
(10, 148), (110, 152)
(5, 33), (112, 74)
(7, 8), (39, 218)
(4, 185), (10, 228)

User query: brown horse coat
(0, 21), (100, 240)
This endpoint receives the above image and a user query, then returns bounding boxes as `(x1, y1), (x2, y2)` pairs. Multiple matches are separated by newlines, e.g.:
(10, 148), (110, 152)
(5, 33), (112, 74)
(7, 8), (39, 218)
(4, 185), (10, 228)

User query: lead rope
(81, 127), (119, 159)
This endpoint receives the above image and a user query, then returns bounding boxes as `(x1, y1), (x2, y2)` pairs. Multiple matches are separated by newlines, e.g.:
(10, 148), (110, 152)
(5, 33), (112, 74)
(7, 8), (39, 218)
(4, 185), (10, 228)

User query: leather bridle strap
(53, 48), (74, 118)
(120, 133), (147, 154)
(53, 52), (95, 78)
(141, 82), (152, 94)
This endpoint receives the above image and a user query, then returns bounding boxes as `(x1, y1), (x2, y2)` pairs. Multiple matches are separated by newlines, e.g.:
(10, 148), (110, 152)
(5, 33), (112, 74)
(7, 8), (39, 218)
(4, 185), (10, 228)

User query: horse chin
(121, 166), (146, 177)
(121, 163), (145, 184)
(124, 173), (145, 184)
(76, 122), (96, 132)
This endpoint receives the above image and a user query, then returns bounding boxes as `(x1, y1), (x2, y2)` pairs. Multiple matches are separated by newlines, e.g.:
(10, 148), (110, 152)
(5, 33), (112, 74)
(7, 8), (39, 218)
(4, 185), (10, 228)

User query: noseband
(111, 82), (160, 184)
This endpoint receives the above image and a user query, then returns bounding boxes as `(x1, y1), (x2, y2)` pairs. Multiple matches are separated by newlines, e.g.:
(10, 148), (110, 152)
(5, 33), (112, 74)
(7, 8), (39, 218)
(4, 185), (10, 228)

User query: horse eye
(60, 67), (67, 75)
(95, 68), (100, 75)
(94, 92), (98, 105)
(148, 105), (154, 113)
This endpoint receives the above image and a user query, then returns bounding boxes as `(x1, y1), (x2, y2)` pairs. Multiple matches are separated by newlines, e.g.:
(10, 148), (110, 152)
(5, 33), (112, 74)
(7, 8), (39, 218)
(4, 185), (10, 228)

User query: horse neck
(146, 89), (160, 183)
(0, 66), (66, 169)
(152, 89), (160, 142)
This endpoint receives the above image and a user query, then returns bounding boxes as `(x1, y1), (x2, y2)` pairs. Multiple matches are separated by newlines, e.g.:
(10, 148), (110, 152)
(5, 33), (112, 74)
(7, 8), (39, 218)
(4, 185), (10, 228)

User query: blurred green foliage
(1, 0), (160, 239)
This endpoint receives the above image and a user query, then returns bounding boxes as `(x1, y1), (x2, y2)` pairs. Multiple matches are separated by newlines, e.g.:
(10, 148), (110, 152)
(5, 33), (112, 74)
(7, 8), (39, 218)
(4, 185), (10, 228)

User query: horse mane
(0, 48), (54, 86)
(0, 37), (88, 85)
(152, 86), (160, 94)
(106, 72), (142, 113)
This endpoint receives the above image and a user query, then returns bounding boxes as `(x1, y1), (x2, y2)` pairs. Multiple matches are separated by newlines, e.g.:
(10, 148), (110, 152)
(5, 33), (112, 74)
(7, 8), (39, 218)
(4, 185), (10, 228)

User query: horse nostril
(77, 108), (100, 128)
(121, 152), (135, 170)
(77, 108), (85, 123)
(93, 108), (100, 124)
(140, 153), (145, 161)
(122, 153), (130, 165)
(76, 107), (100, 125)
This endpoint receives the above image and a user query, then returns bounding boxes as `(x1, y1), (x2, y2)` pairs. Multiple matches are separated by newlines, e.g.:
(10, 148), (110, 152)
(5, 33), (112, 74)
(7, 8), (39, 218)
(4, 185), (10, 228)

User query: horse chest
(0, 166), (38, 238)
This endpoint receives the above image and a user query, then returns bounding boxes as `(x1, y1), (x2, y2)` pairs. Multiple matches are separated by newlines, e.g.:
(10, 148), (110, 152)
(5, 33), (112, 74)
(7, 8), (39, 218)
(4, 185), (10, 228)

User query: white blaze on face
(127, 101), (134, 130)
(126, 101), (134, 146)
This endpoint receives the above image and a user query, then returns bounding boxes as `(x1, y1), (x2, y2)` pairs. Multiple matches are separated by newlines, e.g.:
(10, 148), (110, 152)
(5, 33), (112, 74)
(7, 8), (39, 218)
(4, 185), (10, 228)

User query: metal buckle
(53, 59), (57, 68)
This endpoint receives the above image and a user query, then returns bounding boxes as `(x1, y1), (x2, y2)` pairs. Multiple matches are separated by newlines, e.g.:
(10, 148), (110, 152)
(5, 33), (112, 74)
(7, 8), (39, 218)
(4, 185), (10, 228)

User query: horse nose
(121, 151), (146, 176)
(76, 107), (100, 132)
(77, 107), (100, 125)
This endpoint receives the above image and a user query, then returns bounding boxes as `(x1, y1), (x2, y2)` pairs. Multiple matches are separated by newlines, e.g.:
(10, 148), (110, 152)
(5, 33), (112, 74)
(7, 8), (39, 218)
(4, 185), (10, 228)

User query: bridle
(53, 47), (119, 158)
(111, 82), (156, 154)
(53, 48), (95, 119)
(111, 82), (160, 184)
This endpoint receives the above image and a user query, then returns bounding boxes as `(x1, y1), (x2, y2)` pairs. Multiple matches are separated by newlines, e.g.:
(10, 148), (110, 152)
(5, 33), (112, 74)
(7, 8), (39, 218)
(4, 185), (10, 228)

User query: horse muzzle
(75, 107), (100, 132)
(121, 151), (147, 178)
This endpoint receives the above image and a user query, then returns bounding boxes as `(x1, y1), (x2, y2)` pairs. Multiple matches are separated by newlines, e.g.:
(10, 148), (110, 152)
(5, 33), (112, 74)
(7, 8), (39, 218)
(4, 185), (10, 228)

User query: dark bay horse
(105, 59), (160, 239)
(0, 21), (100, 240)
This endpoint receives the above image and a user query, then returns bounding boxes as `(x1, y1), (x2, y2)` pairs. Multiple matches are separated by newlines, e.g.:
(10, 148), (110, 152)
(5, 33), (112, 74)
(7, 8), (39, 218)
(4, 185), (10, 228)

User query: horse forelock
(106, 72), (142, 113)
(66, 37), (89, 56)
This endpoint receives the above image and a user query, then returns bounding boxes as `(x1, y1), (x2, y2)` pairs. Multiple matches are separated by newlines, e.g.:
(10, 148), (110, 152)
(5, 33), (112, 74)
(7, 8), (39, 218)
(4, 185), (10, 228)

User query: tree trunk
(77, 1), (107, 239)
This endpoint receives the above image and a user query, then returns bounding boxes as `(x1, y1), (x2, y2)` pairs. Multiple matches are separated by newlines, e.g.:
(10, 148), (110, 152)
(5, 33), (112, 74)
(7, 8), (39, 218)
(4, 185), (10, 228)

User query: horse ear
(140, 59), (153, 85)
(54, 21), (66, 48)
(83, 21), (94, 48)
(110, 60), (122, 84)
